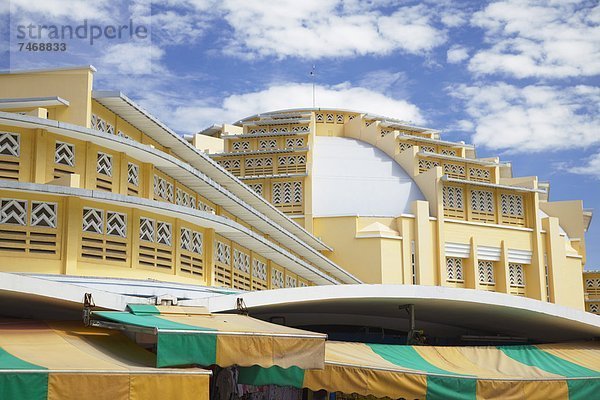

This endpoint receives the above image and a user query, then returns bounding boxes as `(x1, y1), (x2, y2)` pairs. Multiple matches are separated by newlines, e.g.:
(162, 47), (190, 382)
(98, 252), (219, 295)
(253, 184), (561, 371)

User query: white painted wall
(312, 136), (424, 217)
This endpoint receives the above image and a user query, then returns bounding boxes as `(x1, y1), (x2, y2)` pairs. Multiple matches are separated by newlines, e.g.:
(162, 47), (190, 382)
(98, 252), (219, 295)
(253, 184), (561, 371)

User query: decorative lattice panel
(291, 125), (310, 132)
(443, 186), (464, 219)
(285, 138), (305, 147)
(315, 113), (324, 123)
(231, 141), (250, 152)
(82, 208), (103, 234)
(30, 202), (57, 228)
(139, 217), (155, 242)
(589, 303), (599, 314)
(106, 212), (126, 237)
(251, 259), (268, 290)
(272, 181), (303, 214)
(271, 268), (284, 289)
(469, 167), (491, 182)
(277, 155), (306, 174)
(0, 132), (21, 181)
(233, 249), (251, 290)
(443, 163), (466, 179)
(509, 263), (525, 287)
(0, 198), (59, 256)
(0, 199), (27, 225)
(156, 222), (172, 246)
(247, 183), (263, 197)
(501, 193), (525, 226)
(398, 142), (413, 153)
(81, 206), (127, 264)
(418, 159), (439, 173)
(96, 152), (113, 177)
(0, 132), (20, 157)
(421, 145), (436, 153)
(137, 217), (172, 270)
(441, 148), (456, 156)
(176, 188), (196, 209)
(127, 162), (140, 195)
(244, 157), (273, 175)
(585, 279), (600, 297)
(179, 228), (204, 278)
(446, 257), (464, 282)
(470, 190), (495, 223)
(54, 141), (75, 167)
(478, 261), (495, 285)
(154, 175), (174, 202)
(259, 139), (278, 149)
(214, 240), (232, 287)
(285, 275), (297, 288)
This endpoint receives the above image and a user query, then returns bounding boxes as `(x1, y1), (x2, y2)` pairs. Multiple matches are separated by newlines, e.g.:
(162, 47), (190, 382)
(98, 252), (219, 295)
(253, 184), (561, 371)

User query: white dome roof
(312, 136), (425, 217)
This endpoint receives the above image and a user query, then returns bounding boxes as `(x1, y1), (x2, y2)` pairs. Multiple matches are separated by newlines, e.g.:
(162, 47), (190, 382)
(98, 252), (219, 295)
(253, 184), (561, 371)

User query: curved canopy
(195, 285), (600, 342)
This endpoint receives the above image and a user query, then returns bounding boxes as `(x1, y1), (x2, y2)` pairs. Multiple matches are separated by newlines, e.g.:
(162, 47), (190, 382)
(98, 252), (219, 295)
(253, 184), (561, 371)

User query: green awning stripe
(0, 348), (46, 370)
(93, 311), (215, 331)
(157, 333), (217, 368)
(499, 346), (599, 378)
(426, 376), (477, 400)
(0, 348), (48, 400)
(567, 379), (600, 400)
(0, 373), (48, 400)
(367, 344), (471, 377)
(127, 304), (160, 315)
(238, 365), (305, 388)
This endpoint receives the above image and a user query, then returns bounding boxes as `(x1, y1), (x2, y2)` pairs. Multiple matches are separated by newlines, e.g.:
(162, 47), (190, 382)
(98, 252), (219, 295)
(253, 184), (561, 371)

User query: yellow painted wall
(0, 67), (94, 127)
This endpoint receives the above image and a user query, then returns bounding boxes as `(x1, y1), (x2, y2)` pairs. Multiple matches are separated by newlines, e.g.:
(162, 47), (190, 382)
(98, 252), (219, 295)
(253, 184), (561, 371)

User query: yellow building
(0, 65), (599, 400)
(200, 109), (593, 311)
(0, 65), (594, 313)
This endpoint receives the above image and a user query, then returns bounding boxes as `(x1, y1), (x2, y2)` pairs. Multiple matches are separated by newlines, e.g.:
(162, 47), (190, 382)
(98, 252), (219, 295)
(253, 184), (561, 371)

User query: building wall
(0, 69), (337, 290)
(208, 108), (589, 310)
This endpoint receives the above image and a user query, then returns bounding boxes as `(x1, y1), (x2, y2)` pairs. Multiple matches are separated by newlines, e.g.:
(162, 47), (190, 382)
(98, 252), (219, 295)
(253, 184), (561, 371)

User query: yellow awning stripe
(536, 343), (600, 372)
(457, 346), (564, 379)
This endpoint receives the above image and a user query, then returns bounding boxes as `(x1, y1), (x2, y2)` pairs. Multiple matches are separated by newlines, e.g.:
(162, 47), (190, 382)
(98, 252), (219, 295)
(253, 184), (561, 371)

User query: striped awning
(91, 305), (326, 369)
(238, 341), (600, 399)
(0, 320), (210, 400)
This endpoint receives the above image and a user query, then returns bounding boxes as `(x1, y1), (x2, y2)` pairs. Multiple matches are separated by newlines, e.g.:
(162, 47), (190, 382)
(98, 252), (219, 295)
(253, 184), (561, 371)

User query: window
(477, 261), (495, 285)
(55, 141), (75, 166)
(509, 263), (525, 287)
(446, 257), (464, 282)
(0, 132), (20, 157)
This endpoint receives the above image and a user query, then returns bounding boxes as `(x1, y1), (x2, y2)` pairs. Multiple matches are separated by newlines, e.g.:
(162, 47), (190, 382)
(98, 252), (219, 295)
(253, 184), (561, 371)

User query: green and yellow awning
(239, 341), (600, 399)
(92, 304), (326, 369)
(0, 320), (210, 400)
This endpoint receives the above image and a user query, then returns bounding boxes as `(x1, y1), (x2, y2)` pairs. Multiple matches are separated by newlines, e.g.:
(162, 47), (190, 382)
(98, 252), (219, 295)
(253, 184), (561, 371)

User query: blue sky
(2, 0), (599, 267)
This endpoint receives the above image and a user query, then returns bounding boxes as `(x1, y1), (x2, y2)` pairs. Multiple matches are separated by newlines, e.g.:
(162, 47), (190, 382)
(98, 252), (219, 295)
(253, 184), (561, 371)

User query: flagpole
(310, 65), (316, 108)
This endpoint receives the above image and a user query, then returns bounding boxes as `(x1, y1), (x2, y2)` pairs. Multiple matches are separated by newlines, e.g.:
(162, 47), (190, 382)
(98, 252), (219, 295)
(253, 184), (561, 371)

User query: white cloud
(469, 0), (600, 78)
(218, 0), (447, 59)
(447, 45), (469, 63)
(157, 82), (425, 133)
(568, 153), (600, 179)
(450, 83), (600, 152)
(100, 42), (165, 75)
(357, 70), (410, 94)
(8, 0), (115, 22)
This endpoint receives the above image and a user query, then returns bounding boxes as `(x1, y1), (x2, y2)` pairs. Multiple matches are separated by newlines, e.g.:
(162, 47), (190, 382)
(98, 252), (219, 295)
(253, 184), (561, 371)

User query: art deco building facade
(197, 109), (593, 311)
(0, 65), (594, 313)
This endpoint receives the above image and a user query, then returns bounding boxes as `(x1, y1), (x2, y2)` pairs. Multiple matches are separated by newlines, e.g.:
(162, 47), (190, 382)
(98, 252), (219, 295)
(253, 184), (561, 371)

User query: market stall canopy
(0, 320), (210, 400)
(238, 341), (600, 400)
(91, 304), (326, 369)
